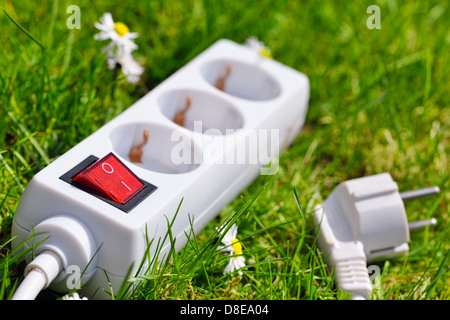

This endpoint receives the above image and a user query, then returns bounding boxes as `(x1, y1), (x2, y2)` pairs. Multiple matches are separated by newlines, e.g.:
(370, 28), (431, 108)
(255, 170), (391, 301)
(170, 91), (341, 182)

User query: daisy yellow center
(231, 238), (242, 255)
(259, 47), (272, 58)
(114, 22), (130, 37)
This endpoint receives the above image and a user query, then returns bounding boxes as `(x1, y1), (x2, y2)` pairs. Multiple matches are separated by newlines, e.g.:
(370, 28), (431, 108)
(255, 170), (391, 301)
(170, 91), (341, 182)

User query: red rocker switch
(73, 153), (146, 205)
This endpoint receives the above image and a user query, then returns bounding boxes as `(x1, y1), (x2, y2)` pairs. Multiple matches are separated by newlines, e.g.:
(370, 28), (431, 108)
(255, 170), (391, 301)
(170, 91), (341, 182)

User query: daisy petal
(94, 22), (108, 31)
(126, 32), (139, 39)
(101, 12), (114, 28)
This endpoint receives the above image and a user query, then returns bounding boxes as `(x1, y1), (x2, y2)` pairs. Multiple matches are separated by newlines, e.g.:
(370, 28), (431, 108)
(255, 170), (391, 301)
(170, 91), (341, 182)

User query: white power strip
(11, 39), (310, 299)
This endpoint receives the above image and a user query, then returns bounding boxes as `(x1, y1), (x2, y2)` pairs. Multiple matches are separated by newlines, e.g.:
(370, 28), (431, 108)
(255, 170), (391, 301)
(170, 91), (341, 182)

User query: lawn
(0, 0), (448, 300)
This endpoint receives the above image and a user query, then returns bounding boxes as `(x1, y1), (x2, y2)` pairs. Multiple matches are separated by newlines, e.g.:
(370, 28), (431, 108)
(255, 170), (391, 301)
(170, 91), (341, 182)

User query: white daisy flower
(94, 12), (139, 54)
(94, 13), (144, 84)
(244, 37), (272, 58)
(217, 223), (246, 275)
(62, 292), (88, 300)
(107, 48), (144, 84)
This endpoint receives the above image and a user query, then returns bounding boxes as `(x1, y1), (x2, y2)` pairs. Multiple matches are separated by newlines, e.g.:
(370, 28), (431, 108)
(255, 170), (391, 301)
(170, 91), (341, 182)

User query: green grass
(0, 0), (448, 300)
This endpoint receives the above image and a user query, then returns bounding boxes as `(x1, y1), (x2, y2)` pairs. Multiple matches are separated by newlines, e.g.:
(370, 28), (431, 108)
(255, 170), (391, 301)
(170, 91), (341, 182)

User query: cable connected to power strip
(11, 216), (98, 300)
(313, 173), (439, 300)
(11, 250), (63, 300)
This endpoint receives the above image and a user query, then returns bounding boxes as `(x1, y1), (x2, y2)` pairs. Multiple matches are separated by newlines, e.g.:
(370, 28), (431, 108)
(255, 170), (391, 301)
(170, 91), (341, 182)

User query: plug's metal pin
(408, 218), (437, 230)
(399, 186), (440, 201)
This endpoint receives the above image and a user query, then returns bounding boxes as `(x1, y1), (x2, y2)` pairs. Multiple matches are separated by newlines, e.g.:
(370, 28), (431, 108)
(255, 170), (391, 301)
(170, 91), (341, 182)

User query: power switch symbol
(73, 152), (145, 204)
(60, 153), (157, 213)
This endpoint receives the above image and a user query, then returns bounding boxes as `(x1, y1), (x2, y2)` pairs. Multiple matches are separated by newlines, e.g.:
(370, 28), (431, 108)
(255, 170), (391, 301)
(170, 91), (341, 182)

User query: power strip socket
(11, 39), (310, 299)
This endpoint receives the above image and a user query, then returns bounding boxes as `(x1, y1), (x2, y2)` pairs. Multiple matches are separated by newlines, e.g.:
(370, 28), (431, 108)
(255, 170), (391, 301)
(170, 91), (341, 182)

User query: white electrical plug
(313, 173), (439, 300)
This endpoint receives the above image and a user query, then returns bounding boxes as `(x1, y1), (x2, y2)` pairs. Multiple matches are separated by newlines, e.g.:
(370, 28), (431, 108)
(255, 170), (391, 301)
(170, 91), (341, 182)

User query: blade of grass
(407, 241), (441, 299)
(2, 9), (44, 50)
(293, 186), (306, 254)
(424, 248), (449, 300)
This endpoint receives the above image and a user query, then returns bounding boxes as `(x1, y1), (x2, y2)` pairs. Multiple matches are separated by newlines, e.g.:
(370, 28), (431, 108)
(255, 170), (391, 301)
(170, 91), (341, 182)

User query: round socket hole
(201, 59), (281, 101)
(109, 123), (201, 174)
(158, 89), (244, 135)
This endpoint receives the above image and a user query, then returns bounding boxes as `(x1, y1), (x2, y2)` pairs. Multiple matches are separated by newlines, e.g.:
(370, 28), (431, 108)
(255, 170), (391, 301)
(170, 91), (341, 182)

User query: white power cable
(12, 250), (63, 300)
(11, 269), (47, 300)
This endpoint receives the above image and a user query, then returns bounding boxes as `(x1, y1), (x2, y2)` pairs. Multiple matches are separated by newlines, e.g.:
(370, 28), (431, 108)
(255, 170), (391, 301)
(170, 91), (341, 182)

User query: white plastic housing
(313, 173), (410, 299)
(12, 39), (310, 299)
